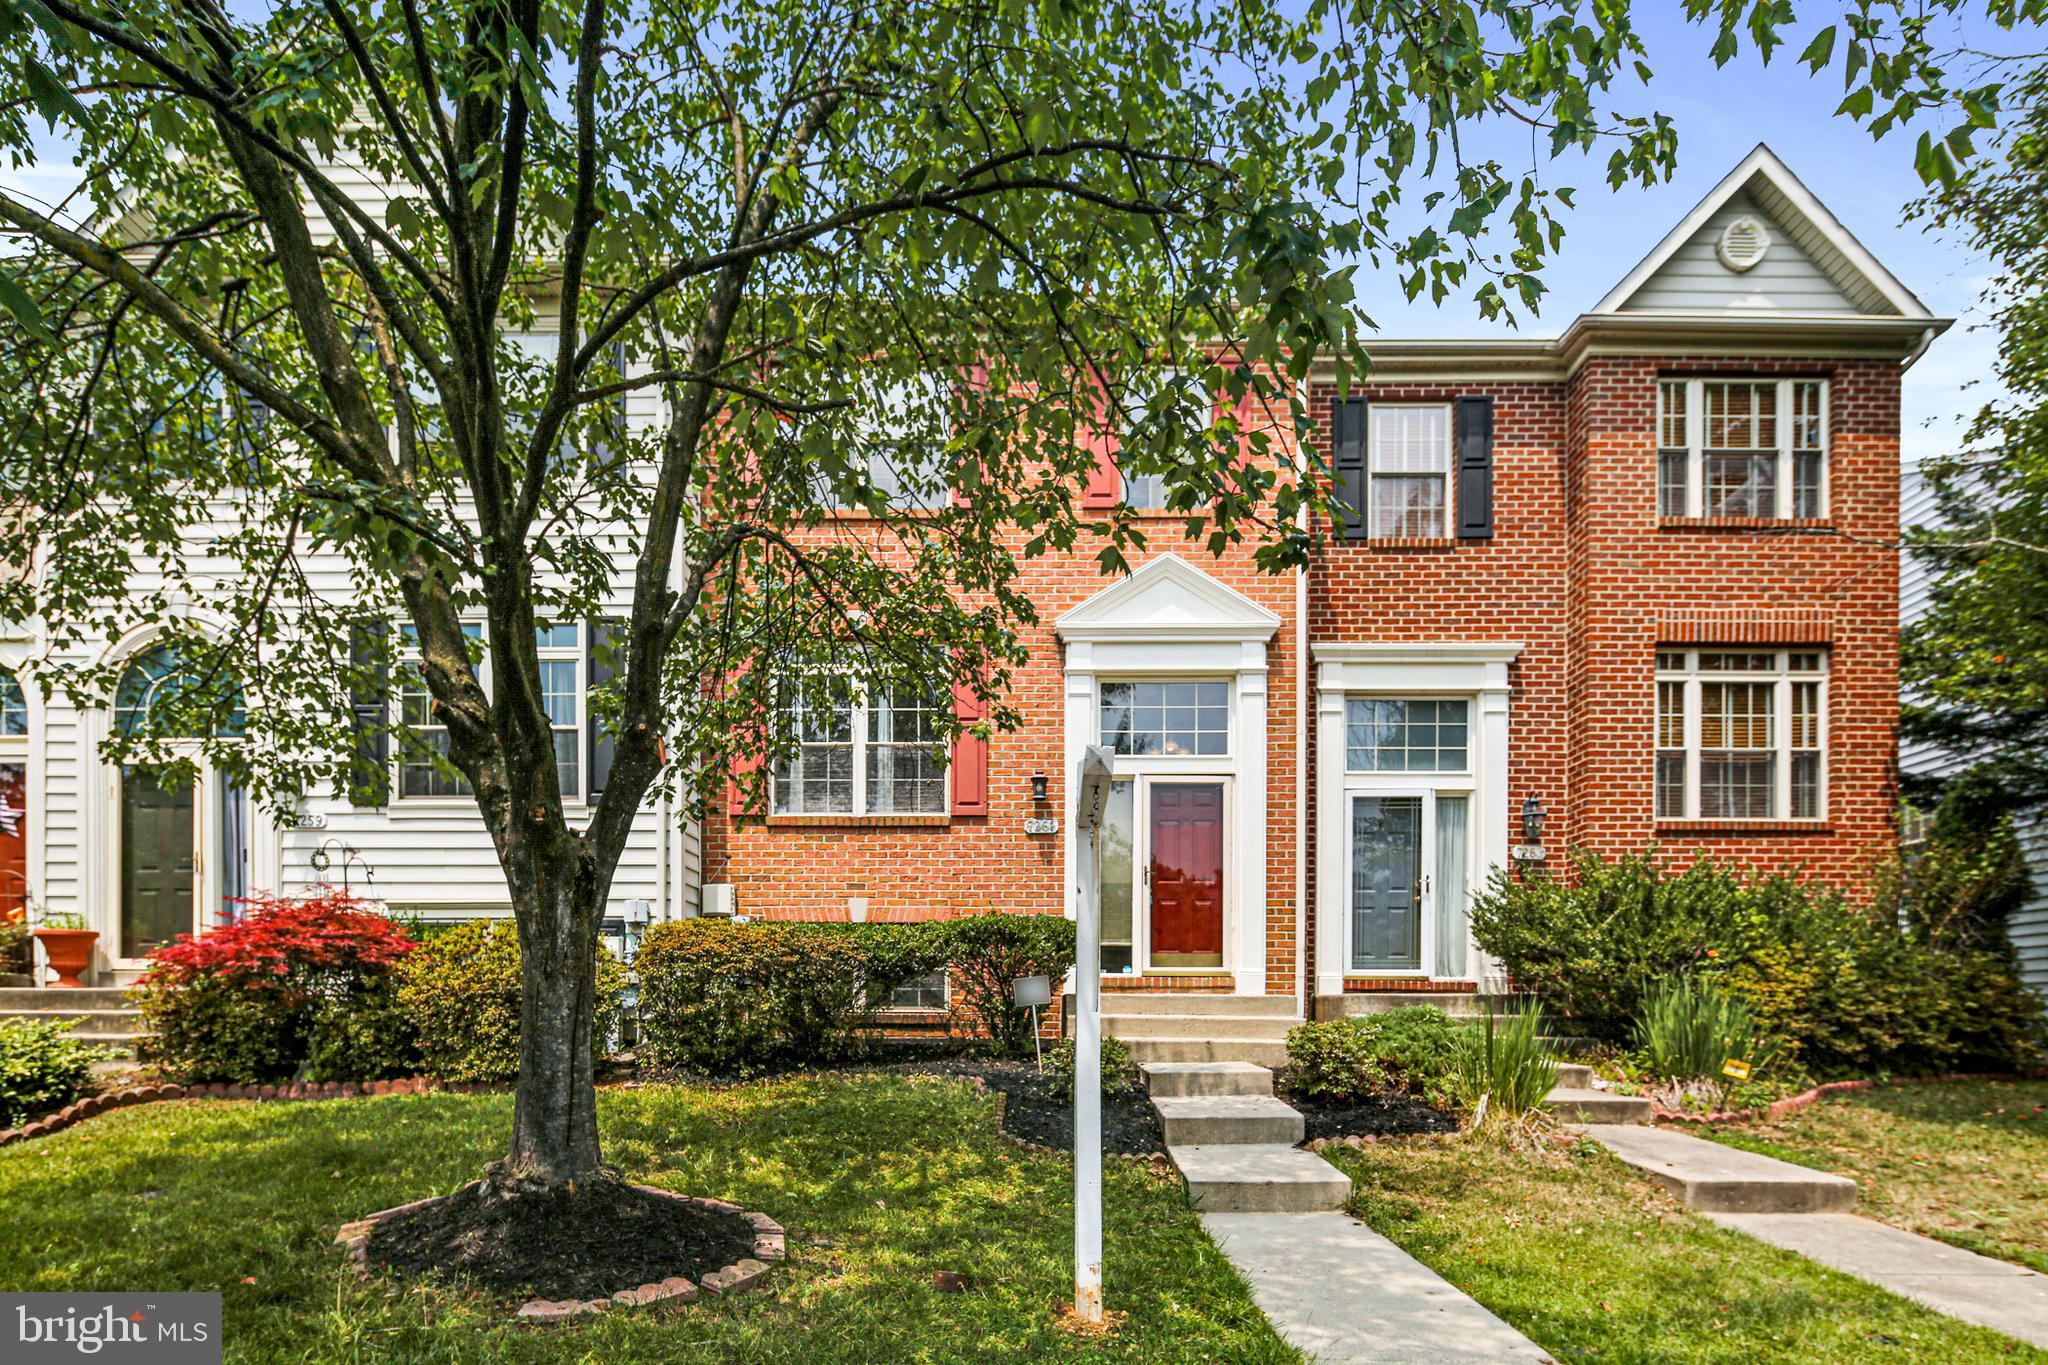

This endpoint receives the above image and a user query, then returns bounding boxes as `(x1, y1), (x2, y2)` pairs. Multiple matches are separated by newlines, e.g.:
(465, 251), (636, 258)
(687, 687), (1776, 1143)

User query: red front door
(1149, 782), (1224, 968)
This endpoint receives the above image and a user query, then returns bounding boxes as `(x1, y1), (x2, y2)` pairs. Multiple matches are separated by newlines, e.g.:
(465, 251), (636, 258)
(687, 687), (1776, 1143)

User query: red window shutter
(724, 665), (764, 817)
(951, 678), (990, 816)
(1080, 379), (1122, 508)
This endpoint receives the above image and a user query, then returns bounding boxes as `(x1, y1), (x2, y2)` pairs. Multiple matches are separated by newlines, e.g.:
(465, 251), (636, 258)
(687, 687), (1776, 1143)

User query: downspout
(1295, 459), (1311, 1023)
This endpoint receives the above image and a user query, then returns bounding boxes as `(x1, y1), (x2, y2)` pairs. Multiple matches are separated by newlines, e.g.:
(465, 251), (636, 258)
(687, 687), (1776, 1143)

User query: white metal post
(1072, 746), (1113, 1324)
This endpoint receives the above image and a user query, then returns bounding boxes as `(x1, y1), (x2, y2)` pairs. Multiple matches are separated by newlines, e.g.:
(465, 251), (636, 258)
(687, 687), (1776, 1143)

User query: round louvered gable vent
(1717, 215), (1771, 273)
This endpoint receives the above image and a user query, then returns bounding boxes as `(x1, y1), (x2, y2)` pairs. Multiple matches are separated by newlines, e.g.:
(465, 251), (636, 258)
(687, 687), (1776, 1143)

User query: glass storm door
(120, 766), (198, 960)
(1147, 781), (1225, 969)
(1350, 794), (1424, 972)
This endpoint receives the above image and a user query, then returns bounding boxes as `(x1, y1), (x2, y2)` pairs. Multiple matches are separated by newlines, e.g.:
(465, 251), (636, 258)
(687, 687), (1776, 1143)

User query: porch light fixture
(1521, 795), (1547, 844)
(1030, 771), (1050, 804)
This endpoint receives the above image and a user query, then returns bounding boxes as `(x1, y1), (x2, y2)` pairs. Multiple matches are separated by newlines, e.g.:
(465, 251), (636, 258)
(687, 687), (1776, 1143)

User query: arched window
(0, 670), (24, 737)
(113, 644), (244, 738)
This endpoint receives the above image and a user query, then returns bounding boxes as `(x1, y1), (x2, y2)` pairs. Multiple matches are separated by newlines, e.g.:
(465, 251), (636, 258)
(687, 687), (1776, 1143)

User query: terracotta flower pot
(32, 928), (98, 989)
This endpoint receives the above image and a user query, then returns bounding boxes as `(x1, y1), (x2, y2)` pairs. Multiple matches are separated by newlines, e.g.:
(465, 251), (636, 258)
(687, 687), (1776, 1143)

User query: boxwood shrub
(396, 919), (627, 1082)
(0, 1017), (104, 1127)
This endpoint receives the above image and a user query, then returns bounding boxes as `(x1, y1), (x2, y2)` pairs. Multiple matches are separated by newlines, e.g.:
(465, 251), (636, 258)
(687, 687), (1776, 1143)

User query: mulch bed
(881, 1059), (1167, 1156)
(1284, 1087), (1460, 1142)
(366, 1179), (758, 1303)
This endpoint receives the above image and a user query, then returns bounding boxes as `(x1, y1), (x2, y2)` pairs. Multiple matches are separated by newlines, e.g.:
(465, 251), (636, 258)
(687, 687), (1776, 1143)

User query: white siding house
(1900, 456), (2048, 1001)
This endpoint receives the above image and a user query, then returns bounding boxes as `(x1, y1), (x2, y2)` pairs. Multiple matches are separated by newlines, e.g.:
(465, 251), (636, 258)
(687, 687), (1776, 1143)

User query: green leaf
(1798, 26), (1835, 72)
(0, 274), (54, 344)
(22, 57), (86, 128)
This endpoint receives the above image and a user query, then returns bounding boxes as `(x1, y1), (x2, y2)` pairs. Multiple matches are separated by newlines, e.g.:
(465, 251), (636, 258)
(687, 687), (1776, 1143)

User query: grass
(1701, 1080), (2048, 1275)
(1319, 1131), (2047, 1363)
(0, 1074), (1294, 1363)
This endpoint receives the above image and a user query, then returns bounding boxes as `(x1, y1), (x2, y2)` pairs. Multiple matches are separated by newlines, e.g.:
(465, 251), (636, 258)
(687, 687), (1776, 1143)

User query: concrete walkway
(1710, 1213), (2048, 1350)
(1203, 1212), (1554, 1363)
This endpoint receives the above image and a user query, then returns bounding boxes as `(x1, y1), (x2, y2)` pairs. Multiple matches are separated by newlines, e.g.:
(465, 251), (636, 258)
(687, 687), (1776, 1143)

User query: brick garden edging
(1651, 1071), (2044, 1126)
(333, 1185), (787, 1323)
(0, 1076), (506, 1147)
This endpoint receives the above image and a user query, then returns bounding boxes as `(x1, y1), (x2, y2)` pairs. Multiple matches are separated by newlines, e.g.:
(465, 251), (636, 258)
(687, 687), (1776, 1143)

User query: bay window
(1655, 649), (1826, 820)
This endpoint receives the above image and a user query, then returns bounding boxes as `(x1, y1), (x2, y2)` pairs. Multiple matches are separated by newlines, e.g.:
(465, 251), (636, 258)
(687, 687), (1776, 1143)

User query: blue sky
(1351, 10), (2003, 461)
(0, 8), (2001, 458)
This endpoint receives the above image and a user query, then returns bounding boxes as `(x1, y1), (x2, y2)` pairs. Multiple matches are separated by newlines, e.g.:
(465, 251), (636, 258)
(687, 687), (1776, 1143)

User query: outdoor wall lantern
(1030, 771), (1049, 804)
(1521, 795), (1547, 844)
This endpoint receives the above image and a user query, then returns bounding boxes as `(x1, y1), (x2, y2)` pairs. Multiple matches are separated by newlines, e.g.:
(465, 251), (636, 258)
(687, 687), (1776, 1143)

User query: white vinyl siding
(1627, 194), (1862, 314)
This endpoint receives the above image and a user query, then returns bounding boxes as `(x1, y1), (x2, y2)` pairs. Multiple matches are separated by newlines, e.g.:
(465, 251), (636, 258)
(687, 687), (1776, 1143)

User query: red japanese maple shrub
(133, 889), (420, 1084)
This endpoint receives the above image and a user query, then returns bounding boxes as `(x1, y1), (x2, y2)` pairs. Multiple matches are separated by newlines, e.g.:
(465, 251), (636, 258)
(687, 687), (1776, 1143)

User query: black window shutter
(587, 619), (621, 797)
(346, 620), (390, 806)
(1456, 395), (1495, 540)
(1333, 397), (1369, 540)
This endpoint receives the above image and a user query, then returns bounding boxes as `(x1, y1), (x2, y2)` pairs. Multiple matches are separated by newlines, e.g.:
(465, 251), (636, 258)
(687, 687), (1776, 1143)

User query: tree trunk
(494, 853), (609, 1193)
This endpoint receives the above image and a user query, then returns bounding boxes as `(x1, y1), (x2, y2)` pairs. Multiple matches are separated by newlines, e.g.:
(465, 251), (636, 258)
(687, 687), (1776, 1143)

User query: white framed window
(1368, 404), (1452, 537)
(884, 968), (949, 1011)
(1344, 698), (1470, 773)
(1120, 368), (1209, 511)
(0, 669), (25, 739)
(774, 683), (948, 815)
(397, 623), (584, 800)
(1655, 648), (1826, 821)
(1657, 378), (1827, 520)
(1099, 679), (1230, 757)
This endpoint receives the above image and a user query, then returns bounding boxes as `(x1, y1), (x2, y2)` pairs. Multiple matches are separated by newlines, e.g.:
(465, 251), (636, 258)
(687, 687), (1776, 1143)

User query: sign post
(1071, 744), (1115, 1325)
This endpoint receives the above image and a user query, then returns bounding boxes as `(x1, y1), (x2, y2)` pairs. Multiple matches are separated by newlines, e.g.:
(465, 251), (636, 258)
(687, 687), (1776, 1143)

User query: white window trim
(395, 622), (588, 806)
(1655, 647), (1828, 822)
(1341, 696), (1475, 777)
(773, 684), (951, 817)
(1367, 402), (1454, 539)
(1098, 677), (1235, 760)
(880, 966), (951, 1012)
(1659, 377), (1829, 520)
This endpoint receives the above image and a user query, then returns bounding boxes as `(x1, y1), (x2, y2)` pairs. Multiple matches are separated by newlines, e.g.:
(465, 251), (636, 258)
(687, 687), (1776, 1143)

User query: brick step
(0, 1008), (144, 1038)
(0, 987), (131, 1010)
(1141, 1061), (1274, 1098)
(1153, 1094), (1304, 1147)
(1120, 1036), (1289, 1068)
(1587, 1123), (1857, 1214)
(1170, 1144), (1352, 1213)
(1098, 994), (1299, 1019)
(1103, 1013), (1294, 1042)
(1542, 1086), (1654, 1125)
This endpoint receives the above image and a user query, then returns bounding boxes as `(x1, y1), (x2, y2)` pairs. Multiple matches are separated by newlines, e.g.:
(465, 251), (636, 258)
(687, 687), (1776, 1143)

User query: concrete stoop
(1120, 1036), (1289, 1068)
(1543, 1087), (1655, 1124)
(0, 987), (146, 1058)
(1144, 1058), (1351, 1215)
(1584, 1123), (1857, 1214)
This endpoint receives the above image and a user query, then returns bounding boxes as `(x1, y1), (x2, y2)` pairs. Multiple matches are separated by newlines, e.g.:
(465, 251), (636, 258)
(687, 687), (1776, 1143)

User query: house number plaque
(1023, 817), (1060, 836)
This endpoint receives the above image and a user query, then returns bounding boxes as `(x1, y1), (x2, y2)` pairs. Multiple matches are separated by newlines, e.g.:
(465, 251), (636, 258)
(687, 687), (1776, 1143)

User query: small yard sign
(1721, 1058), (1752, 1082)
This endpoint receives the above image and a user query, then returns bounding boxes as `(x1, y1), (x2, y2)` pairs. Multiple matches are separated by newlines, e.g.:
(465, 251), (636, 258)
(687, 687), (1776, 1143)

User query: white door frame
(1313, 643), (1520, 999)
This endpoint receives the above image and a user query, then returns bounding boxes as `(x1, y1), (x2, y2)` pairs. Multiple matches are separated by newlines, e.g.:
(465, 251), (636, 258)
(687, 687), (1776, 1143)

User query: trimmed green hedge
(634, 913), (1076, 1076)
(396, 920), (627, 1083)
(0, 1018), (103, 1127)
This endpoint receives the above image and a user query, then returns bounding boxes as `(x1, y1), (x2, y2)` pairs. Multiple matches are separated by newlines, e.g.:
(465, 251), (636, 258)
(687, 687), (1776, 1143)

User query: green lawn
(1702, 1080), (2048, 1275)
(1320, 1132), (2047, 1363)
(0, 1075), (1294, 1363)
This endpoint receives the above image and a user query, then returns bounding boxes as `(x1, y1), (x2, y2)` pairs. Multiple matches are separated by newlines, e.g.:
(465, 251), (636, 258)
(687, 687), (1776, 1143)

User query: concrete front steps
(1143, 1060), (1351, 1214)
(0, 987), (146, 1057)
(1540, 1062), (1656, 1125)
(1586, 1123), (1858, 1214)
(1105, 994), (1294, 1069)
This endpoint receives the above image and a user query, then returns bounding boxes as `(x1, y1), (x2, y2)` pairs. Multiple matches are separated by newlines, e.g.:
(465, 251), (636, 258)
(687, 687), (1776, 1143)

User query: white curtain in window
(1433, 795), (1469, 978)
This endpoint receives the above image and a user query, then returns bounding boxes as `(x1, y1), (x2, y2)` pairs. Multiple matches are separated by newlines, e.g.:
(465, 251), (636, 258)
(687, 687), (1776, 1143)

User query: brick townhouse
(696, 144), (1946, 1053)
(0, 146), (1945, 1059)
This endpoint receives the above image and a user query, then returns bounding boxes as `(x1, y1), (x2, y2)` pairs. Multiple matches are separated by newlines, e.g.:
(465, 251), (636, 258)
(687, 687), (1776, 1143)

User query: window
(1657, 378), (1827, 519)
(773, 683), (948, 815)
(1345, 698), (1470, 772)
(397, 624), (484, 798)
(1367, 404), (1452, 537)
(113, 644), (244, 737)
(885, 969), (949, 1011)
(1120, 368), (1208, 511)
(536, 624), (583, 798)
(1099, 680), (1229, 756)
(825, 376), (951, 511)
(0, 669), (23, 737)
(1655, 649), (1825, 820)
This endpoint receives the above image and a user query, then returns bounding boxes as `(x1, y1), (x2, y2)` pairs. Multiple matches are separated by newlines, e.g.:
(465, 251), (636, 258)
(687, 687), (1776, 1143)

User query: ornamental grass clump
(132, 889), (417, 1085)
(1452, 1006), (1557, 1123)
(1634, 974), (1781, 1112)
